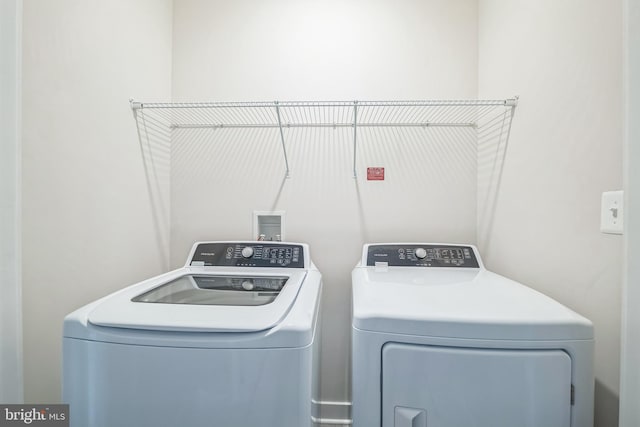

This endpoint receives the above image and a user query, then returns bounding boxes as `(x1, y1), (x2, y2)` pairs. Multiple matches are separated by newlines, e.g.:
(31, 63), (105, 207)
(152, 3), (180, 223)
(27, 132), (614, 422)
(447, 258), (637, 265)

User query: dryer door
(382, 343), (572, 427)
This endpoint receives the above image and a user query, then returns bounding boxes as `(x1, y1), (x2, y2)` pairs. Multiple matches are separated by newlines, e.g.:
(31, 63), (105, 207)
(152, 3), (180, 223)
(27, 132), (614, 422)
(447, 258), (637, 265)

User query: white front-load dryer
(63, 241), (322, 427)
(351, 243), (594, 427)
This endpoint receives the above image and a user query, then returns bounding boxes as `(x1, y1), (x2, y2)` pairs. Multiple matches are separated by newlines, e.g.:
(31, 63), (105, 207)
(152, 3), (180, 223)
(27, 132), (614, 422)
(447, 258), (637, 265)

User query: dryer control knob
(415, 248), (427, 259)
(241, 280), (254, 291)
(241, 246), (254, 258)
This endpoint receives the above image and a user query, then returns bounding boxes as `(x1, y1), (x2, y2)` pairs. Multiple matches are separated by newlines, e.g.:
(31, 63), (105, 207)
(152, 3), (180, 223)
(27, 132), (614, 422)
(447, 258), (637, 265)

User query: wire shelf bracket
(273, 101), (291, 178)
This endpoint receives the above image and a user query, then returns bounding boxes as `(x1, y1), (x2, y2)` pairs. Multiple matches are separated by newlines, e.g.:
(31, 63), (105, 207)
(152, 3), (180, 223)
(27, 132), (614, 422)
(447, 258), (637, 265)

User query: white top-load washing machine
(352, 243), (594, 427)
(63, 241), (322, 427)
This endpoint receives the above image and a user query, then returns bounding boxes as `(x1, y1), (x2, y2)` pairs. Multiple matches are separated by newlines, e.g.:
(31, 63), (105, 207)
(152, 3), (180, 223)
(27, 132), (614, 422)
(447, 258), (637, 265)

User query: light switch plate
(601, 190), (624, 234)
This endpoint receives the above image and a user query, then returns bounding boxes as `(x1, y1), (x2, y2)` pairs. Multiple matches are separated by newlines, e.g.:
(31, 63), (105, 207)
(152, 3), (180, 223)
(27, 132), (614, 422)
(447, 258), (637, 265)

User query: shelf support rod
(274, 101), (291, 178)
(353, 101), (358, 178)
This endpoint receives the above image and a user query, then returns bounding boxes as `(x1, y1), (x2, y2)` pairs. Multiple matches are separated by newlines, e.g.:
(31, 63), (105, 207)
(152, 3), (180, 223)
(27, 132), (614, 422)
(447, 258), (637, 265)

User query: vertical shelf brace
(274, 101), (291, 178)
(353, 101), (358, 178)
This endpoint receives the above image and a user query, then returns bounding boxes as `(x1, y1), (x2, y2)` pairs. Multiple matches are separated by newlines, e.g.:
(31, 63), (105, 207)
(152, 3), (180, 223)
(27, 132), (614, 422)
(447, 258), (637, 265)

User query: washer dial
(241, 246), (254, 258)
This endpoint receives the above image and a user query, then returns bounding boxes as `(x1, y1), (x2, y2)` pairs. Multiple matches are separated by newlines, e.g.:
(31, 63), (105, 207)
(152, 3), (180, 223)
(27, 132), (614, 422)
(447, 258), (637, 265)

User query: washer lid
(88, 268), (307, 332)
(352, 268), (593, 341)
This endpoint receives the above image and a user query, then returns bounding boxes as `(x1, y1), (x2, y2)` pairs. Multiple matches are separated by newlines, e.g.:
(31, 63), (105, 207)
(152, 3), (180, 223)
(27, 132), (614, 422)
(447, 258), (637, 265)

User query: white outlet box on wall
(253, 211), (285, 241)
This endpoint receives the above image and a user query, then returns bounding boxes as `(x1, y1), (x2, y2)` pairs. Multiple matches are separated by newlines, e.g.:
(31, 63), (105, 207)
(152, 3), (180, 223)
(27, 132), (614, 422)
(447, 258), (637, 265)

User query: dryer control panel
(190, 242), (304, 268)
(366, 244), (479, 268)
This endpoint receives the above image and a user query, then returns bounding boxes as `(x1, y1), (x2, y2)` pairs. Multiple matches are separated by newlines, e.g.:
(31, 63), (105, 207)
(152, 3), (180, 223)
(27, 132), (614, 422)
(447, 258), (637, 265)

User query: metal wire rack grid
(130, 98), (518, 178)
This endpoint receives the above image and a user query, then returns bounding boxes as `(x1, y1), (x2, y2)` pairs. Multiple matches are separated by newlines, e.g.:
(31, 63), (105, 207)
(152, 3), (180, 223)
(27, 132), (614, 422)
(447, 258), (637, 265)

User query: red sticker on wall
(367, 167), (385, 180)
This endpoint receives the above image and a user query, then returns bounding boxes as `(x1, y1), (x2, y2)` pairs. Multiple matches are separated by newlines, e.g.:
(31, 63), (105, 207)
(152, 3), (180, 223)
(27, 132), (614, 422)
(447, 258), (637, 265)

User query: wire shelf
(131, 98), (518, 178)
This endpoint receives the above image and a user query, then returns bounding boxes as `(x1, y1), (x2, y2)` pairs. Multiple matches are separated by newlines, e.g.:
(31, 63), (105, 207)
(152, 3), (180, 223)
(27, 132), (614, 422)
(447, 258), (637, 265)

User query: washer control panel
(190, 242), (304, 268)
(366, 244), (479, 268)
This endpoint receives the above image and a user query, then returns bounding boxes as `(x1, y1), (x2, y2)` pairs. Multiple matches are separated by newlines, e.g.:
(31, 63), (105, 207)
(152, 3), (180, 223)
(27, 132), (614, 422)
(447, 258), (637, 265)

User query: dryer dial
(415, 248), (427, 259)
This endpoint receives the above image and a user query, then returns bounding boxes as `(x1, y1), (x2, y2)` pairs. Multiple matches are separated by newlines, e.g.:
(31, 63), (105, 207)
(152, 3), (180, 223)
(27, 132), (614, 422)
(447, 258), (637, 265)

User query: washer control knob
(241, 246), (254, 258)
(415, 248), (427, 259)
(241, 280), (254, 291)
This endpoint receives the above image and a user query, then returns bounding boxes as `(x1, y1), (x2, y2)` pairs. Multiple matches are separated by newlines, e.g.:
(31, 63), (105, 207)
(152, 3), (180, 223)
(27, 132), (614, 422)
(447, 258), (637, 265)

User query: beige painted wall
(172, 0), (478, 101)
(171, 0), (480, 403)
(1, 0), (23, 404)
(21, 0), (173, 402)
(621, 0), (640, 425)
(478, 1), (623, 426)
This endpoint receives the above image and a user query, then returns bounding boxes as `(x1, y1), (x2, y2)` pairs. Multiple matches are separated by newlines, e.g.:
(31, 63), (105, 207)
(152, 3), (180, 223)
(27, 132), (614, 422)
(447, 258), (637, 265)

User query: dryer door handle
(394, 406), (426, 427)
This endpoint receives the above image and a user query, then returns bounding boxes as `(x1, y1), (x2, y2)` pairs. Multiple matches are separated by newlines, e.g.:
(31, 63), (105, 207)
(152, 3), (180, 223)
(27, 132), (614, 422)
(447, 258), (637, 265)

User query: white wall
(171, 0), (479, 407)
(621, 0), (640, 425)
(0, 0), (24, 404)
(478, 1), (623, 426)
(172, 0), (478, 101)
(21, 0), (173, 402)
